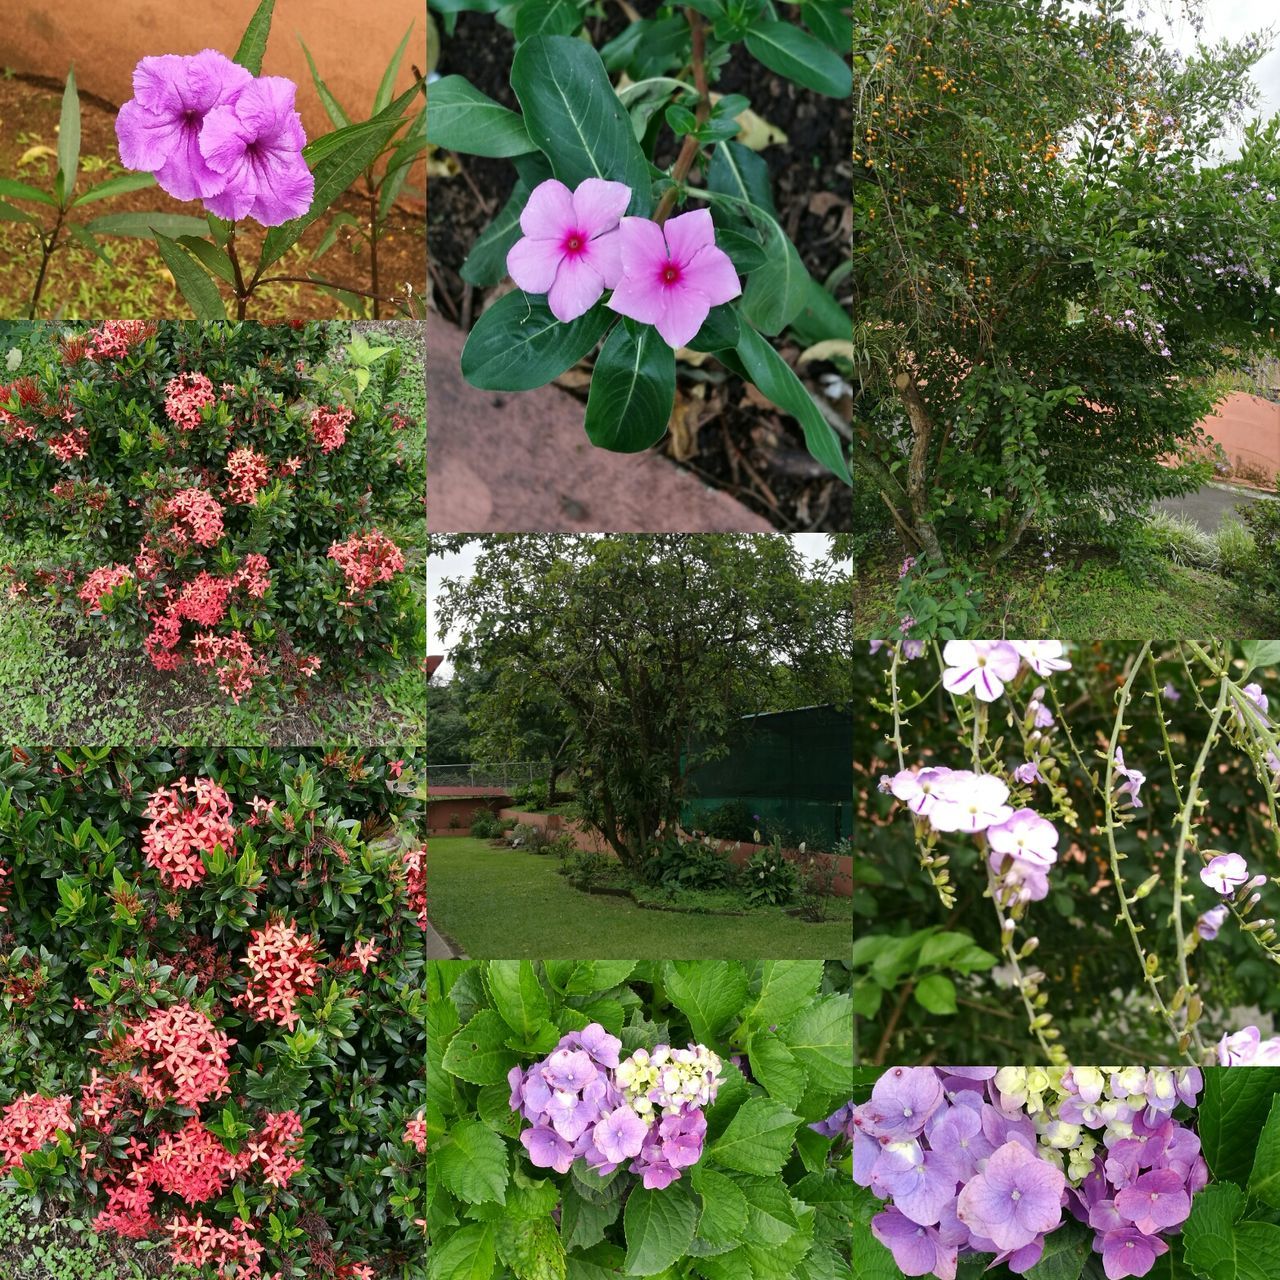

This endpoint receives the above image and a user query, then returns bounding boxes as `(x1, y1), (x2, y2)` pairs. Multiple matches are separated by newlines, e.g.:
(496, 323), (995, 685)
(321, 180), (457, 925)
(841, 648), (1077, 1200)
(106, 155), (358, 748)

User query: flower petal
(654, 289), (710, 350)
(116, 100), (184, 173)
(616, 216), (669, 279)
(507, 236), (564, 295)
(608, 271), (666, 327)
(521, 179), (575, 240)
(573, 178), (632, 238)
(682, 244), (741, 307)
(662, 208), (715, 268)
(547, 253), (606, 322)
(587, 229), (623, 288)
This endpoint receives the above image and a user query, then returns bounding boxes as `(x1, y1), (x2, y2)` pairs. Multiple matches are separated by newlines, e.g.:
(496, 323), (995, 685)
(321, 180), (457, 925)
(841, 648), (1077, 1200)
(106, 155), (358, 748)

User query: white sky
(427, 533), (832, 680)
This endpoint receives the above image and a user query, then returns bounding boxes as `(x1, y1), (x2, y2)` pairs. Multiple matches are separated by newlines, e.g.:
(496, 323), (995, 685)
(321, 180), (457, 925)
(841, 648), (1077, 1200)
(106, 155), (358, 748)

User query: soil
(0, 75), (425, 321)
(427, 10), (852, 531)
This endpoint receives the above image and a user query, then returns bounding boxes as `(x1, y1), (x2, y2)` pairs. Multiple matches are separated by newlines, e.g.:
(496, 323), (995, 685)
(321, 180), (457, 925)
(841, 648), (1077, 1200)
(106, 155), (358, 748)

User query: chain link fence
(426, 762), (548, 790)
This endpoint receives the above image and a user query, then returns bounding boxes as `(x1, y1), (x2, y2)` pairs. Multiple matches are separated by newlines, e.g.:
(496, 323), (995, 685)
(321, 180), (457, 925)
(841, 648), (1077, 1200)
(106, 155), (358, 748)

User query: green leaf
(461, 182), (531, 286)
(691, 1166), (748, 1252)
(849, 1223), (901, 1280)
(1248, 1094), (1280, 1208)
(744, 962), (825, 1031)
(428, 1223), (497, 1280)
(913, 973), (958, 1015)
(741, 218), (809, 335)
(1241, 641), (1280, 675)
(0, 177), (58, 207)
(152, 233), (227, 321)
(780, 995), (853, 1094)
(487, 961), (552, 1038)
(743, 21), (852, 98)
(176, 236), (238, 285)
(732, 326), (851, 483)
(1183, 1181), (1280, 1280)
(234, 0), (277, 76)
(747, 1032), (807, 1110)
(300, 39), (352, 130)
(623, 1184), (699, 1275)
(511, 36), (652, 215)
(561, 1181), (622, 1252)
(1020, 1219), (1091, 1280)
(440, 1009), (520, 1084)
(58, 67), (81, 203)
(374, 24), (415, 114)
(66, 223), (110, 264)
(707, 142), (776, 217)
(82, 211), (211, 239)
(435, 1120), (508, 1205)
(461, 292), (612, 391)
(709, 1097), (800, 1176)
(686, 303), (741, 353)
(664, 962), (749, 1046)
(496, 1213), (568, 1280)
(1200, 1068), (1280, 1185)
(515, 0), (581, 42)
(584, 320), (676, 452)
(428, 76), (537, 158)
(70, 172), (157, 207)
(0, 200), (41, 226)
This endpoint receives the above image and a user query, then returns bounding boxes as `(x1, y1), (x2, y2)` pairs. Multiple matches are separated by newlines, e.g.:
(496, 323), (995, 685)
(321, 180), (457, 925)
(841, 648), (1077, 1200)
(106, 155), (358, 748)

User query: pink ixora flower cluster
(142, 776), (238, 891)
(310, 404), (353, 453)
(236, 918), (320, 1030)
(225, 446), (272, 503)
(858, 1066), (1205, 1280)
(328, 529), (405, 598)
(116, 48), (313, 226)
(124, 1002), (234, 1108)
(163, 372), (216, 431)
(78, 563), (133, 613)
(508, 1023), (722, 1190)
(507, 178), (741, 348)
(0, 1092), (75, 1172)
(404, 1113), (426, 1154)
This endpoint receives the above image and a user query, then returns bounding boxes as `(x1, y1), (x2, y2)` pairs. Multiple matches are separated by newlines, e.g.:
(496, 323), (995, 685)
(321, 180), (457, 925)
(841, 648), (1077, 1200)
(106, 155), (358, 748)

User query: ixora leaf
(428, 1222), (497, 1280)
(511, 36), (653, 215)
(441, 1009), (520, 1084)
(1199, 1067), (1280, 1186)
(733, 326), (851, 484)
(435, 1119), (509, 1205)
(743, 21), (852, 98)
(779, 994), (852, 1095)
(583, 321), (675, 453)
(708, 1097), (801, 1176)
(1248, 1093), (1280, 1208)
(662, 962), (749, 1047)
(486, 961), (552, 1039)
(1183, 1181), (1280, 1280)
(428, 76), (538, 158)
(462, 292), (612, 392)
(623, 1183), (699, 1275)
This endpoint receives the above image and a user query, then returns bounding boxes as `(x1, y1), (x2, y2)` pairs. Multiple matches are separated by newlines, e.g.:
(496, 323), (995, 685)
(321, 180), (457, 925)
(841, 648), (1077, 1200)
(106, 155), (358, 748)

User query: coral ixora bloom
(507, 178), (630, 322)
(608, 209), (741, 348)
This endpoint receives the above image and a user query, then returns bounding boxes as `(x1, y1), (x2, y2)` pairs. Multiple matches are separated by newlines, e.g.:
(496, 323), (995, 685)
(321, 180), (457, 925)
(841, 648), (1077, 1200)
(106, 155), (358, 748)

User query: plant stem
(654, 9), (710, 225)
(368, 177), (381, 321)
(227, 223), (250, 320)
(28, 209), (66, 320)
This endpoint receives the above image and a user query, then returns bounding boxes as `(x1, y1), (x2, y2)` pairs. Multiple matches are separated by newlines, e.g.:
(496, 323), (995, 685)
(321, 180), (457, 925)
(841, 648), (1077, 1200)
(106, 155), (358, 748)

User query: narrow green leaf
(83, 211), (211, 239)
(300, 38), (352, 130)
(58, 67), (81, 203)
(374, 25), (415, 114)
(0, 177), (58, 207)
(583, 321), (675, 452)
(152, 232), (228, 321)
(234, 0), (277, 76)
(70, 172), (157, 207)
(176, 236), (238, 285)
(743, 21), (852, 98)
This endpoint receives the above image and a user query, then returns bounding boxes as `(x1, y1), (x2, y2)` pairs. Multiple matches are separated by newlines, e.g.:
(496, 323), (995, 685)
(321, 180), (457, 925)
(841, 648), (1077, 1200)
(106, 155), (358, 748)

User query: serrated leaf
(663, 961), (749, 1047)
(623, 1184), (699, 1276)
(1183, 1181), (1280, 1280)
(781, 995), (852, 1095)
(691, 1166), (748, 1252)
(435, 1120), (508, 1205)
(1248, 1093), (1280, 1208)
(1200, 1068), (1280, 1185)
(487, 961), (552, 1038)
(747, 1032), (807, 1110)
(429, 1223), (497, 1280)
(441, 1009), (520, 1085)
(709, 1098), (800, 1176)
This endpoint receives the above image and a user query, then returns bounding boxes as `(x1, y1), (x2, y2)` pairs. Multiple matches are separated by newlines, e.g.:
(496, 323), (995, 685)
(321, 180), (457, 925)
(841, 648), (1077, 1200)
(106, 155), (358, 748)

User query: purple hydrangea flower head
(863, 1066), (945, 1141)
(1114, 1169), (1190, 1236)
(1197, 903), (1229, 940)
(115, 50), (253, 201)
(941, 640), (1021, 702)
(955, 1140), (1066, 1252)
(871, 1208), (959, 1279)
(520, 1123), (575, 1173)
(198, 76), (314, 225)
(871, 1140), (964, 1226)
(1200, 852), (1249, 895)
(507, 178), (629, 322)
(592, 1104), (649, 1165)
(1012, 640), (1071, 677)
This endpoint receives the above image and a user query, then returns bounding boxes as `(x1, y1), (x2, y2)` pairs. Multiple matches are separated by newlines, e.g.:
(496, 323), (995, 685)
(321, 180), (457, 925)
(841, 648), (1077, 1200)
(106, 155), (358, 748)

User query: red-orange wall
(1201, 393), (1280, 484)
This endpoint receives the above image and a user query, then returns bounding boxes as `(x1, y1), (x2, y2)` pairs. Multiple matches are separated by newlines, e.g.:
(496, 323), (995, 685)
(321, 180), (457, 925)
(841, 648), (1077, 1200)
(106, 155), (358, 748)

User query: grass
(427, 837), (854, 959)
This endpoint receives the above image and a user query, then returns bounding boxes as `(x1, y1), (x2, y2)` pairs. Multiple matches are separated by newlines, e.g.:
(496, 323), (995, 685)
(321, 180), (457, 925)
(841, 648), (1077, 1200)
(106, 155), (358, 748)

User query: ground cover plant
(0, 0), (425, 320)
(426, 959), (853, 1280)
(0, 746), (426, 1279)
(426, 1), (854, 500)
(0, 319), (425, 732)
(845, 1064), (1280, 1280)
(853, 639), (1280, 1066)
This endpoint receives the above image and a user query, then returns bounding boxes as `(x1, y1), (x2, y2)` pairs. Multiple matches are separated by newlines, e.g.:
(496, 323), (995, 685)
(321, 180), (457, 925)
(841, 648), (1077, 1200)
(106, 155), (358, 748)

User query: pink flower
(310, 405), (353, 453)
(164, 371), (216, 431)
(78, 564), (133, 613)
(607, 209), (741, 348)
(507, 178), (629, 321)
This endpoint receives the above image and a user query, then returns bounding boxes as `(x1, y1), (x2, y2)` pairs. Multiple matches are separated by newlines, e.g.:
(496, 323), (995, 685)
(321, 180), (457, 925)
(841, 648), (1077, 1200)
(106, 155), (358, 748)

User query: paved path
(1157, 482), (1274, 533)
(426, 921), (463, 960)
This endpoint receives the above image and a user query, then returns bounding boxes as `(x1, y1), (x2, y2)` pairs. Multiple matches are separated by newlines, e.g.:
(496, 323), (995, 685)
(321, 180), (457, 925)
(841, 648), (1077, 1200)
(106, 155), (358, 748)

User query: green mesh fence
(680, 704), (852, 847)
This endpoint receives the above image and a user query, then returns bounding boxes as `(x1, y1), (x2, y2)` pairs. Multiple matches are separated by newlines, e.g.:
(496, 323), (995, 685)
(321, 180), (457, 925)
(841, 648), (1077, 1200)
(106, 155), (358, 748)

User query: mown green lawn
(427, 837), (853, 960)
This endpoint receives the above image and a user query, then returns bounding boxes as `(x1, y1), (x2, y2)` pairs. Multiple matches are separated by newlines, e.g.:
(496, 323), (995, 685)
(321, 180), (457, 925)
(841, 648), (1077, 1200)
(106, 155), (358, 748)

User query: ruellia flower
(123, 1002), (234, 1108)
(77, 563), (133, 613)
(327, 529), (405, 597)
(142, 775), (238, 890)
(238, 918), (320, 1029)
(115, 50), (253, 201)
(199, 77), (314, 226)
(507, 178), (629, 322)
(607, 209), (741, 348)
(164, 487), (225, 546)
(163, 371), (216, 430)
(225, 446), (272, 503)
(0, 1092), (75, 1172)
(310, 404), (354, 453)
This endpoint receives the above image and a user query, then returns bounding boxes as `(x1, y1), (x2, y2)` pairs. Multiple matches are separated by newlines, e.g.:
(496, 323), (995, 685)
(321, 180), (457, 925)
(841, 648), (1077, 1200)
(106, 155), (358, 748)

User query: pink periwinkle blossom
(507, 178), (629, 322)
(941, 640), (1021, 701)
(607, 209), (741, 348)
(1199, 852), (1249, 895)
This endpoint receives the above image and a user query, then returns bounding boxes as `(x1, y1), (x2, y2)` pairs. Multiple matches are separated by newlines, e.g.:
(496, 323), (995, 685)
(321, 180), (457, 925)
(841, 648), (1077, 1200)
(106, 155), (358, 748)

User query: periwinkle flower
(956, 1140), (1066, 1252)
(941, 640), (1021, 702)
(607, 209), (742, 348)
(507, 178), (629, 322)
(1200, 852), (1249, 895)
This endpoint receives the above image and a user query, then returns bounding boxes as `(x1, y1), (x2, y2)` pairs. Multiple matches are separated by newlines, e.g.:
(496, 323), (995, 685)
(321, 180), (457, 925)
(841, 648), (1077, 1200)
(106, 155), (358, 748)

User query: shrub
(1144, 509), (1220, 570)
(743, 844), (801, 908)
(1236, 498), (1280, 601)
(0, 746), (425, 1279)
(692, 799), (756, 843)
(557, 850), (616, 891)
(469, 810), (502, 840)
(0, 321), (424, 705)
(1215, 514), (1258, 579)
(506, 822), (550, 854)
(511, 780), (549, 810)
(642, 832), (738, 892)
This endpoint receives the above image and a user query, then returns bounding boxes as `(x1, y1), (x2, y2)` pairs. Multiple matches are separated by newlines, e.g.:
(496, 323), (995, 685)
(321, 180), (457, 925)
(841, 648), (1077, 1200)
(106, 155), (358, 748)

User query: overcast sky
(427, 534), (833, 679)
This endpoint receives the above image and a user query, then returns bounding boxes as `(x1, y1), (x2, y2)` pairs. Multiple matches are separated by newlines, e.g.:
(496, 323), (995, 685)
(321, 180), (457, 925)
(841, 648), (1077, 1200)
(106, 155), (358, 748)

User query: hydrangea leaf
(1019, 1219), (1091, 1280)
(476, 1083), (523, 1138)
(441, 1009), (520, 1085)
(849, 1223), (900, 1280)
(1248, 1094), (1280, 1208)
(795, 1241), (851, 1280)
(780, 995), (853, 1096)
(435, 1119), (509, 1205)
(1199, 1068), (1280, 1185)
(1183, 1181), (1280, 1280)
(692, 1251), (754, 1280)
(562, 960), (639, 996)
(747, 1031), (807, 1111)
(428, 1222), (497, 1280)
(496, 1212), (568, 1280)
(663, 961), (750, 1047)
(561, 1180), (623, 1252)
(735, 1175), (801, 1245)
(486, 961), (553, 1039)
(689, 1165), (749, 1253)
(742, 961), (825, 1032)
(622, 1183), (699, 1276)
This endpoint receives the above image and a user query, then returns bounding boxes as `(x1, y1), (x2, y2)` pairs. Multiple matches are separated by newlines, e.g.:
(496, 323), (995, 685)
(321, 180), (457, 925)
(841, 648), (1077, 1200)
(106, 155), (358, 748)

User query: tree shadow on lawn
(0, 596), (425, 746)
(426, 836), (854, 961)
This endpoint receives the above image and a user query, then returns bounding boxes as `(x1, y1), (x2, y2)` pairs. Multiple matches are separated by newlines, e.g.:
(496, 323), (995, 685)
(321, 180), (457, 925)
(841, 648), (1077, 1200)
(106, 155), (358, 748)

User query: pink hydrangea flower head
(198, 77), (314, 226)
(115, 50), (253, 201)
(607, 209), (742, 348)
(507, 178), (630, 321)
(941, 640), (1021, 702)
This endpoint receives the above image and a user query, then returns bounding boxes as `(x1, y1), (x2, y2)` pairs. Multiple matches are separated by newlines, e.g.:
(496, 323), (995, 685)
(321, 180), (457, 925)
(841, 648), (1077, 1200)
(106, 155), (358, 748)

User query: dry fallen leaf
(733, 106), (787, 151)
(18, 144), (57, 168)
(807, 192), (845, 218)
(668, 385), (706, 461)
(426, 144), (459, 180)
(798, 340), (858, 366)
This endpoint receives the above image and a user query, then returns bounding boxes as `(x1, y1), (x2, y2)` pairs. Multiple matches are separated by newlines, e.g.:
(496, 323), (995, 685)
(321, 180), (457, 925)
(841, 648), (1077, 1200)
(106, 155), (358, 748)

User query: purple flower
(871, 1208), (959, 1278)
(543, 1048), (598, 1092)
(1012, 641), (1071, 677)
(507, 178), (629, 322)
(198, 76), (314, 225)
(903, 638), (926, 660)
(1196, 904), (1229, 940)
(1114, 1169), (1190, 1236)
(955, 1141), (1066, 1253)
(871, 1141), (964, 1228)
(1113, 749), (1146, 810)
(987, 808), (1059, 868)
(1162, 682), (1181, 703)
(810, 1102), (855, 1142)
(941, 640), (1021, 702)
(1218, 1026), (1280, 1065)
(1013, 762), (1041, 785)
(928, 772), (1014, 834)
(1200, 852), (1249, 895)
(592, 1104), (648, 1164)
(1098, 1227), (1168, 1279)
(888, 766), (957, 818)
(115, 50), (252, 201)
(863, 1067), (944, 1141)
(608, 209), (742, 349)
(520, 1124), (575, 1173)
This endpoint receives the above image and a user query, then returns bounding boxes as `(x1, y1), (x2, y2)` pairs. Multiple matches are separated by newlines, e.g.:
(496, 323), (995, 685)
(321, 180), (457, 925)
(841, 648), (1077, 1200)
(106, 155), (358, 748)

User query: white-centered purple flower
(955, 1141), (1066, 1253)
(863, 1067), (945, 1142)
(1012, 640), (1072, 677)
(1113, 749), (1146, 810)
(871, 1208), (959, 1279)
(1200, 852), (1249, 895)
(1014, 761), (1041, 785)
(928, 772), (1014, 834)
(1196, 903), (1229, 940)
(889, 766), (957, 818)
(1114, 1168), (1190, 1236)
(1218, 1025), (1280, 1065)
(987, 808), (1059, 868)
(941, 640), (1021, 702)
(1099, 1227), (1169, 1279)
(592, 1104), (648, 1165)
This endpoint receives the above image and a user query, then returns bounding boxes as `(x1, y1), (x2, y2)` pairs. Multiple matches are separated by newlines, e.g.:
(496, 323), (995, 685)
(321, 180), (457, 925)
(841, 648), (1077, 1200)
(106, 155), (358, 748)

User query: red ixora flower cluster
(309, 404), (353, 453)
(164, 486), (225, 547)
(403, 1113), (426, 1155)
(82, 319), (156, 362)
(402, 846), (425, 930)
(77, 564), (133, 613)
(142, 776), (238, 891)
(192, 629), (265, 703)
(48, 427), (89, 462)
(226, 445), (272, 504)
(164, 371), (217, 431)
(0, 1092), (75, 1172)
(237, 919), (320, 1030)
(124, 1002), (234, 1108)
(166, 1213), (269, 1280)
(327, 529), (405, 598)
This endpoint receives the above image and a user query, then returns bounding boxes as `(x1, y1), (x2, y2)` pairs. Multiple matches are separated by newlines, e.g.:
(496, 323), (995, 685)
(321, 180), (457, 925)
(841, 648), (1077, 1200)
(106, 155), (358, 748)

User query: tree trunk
(893, 370), (946, 564)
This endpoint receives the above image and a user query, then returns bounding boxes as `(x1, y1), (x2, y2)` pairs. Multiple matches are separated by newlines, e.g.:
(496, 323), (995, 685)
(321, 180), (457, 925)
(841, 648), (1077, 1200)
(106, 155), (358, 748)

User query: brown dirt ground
(0, 75), (425, 321)
(427, 10), (853, 531)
